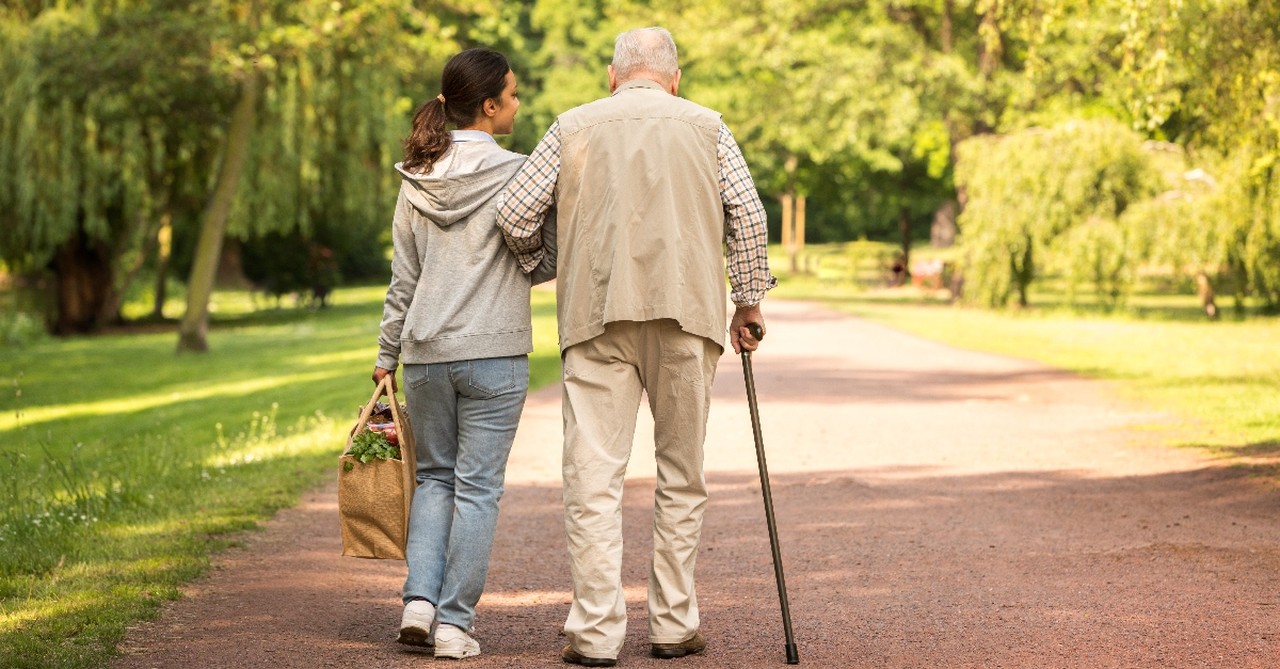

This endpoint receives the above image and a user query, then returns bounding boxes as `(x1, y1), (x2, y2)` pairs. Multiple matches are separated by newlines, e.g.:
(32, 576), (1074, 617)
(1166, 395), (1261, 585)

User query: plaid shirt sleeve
(497, 121), (561, 274)
(719, 123), (777, 306)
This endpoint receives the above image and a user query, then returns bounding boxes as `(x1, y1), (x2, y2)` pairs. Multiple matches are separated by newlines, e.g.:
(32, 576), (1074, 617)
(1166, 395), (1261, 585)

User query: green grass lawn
(769, 242), (1280, 468)
(0, 285), (560, 669)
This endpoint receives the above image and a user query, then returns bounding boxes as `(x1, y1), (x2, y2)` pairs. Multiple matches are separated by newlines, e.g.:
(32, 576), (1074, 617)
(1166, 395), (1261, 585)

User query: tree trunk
(49, 230), (113, 335)
(152, 214), (173, 319)
(783, 154), (799, 274)
(941, 0), (954, 54)
(1195, 272), (1219, 321)
(795, 194), (807, 270)
(978, 10), (1003, 79)
(931, 200), (958, 247)
(898, 205), (912, 284)
(780, 192), (794, 255)
(177, 71), (260, 353)
(97, 207), (164, 327)
(1013, 240), (1034, 308)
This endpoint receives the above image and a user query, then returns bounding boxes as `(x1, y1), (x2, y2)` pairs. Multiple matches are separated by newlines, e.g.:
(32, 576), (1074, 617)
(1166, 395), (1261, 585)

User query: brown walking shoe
(561, 644), (617, 667)
(651, 631), (707, 659)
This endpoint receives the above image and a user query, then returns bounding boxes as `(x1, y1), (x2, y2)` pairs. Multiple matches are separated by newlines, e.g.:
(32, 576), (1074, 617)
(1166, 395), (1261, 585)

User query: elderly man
(497, 26), (775, 667)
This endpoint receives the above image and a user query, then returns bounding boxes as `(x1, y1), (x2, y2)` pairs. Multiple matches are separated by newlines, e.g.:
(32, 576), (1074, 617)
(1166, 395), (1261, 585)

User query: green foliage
(509, 0), (981, 239)
(1221, 147), (1280, 311)
(518, 0), (615, 146)
(998, 0), (1280, 315)
(347, 428), (397, 463)
(1049, 215), (1133, 309)
(1118, 143), (1280, 313)
(0, 4), (228, 273)
(229, 1), (463, 283)
(0, 1), (476, 333)
(955, 118), (1160, 307)
(670, 0), (966, 227)
(6, 0), (1280, 327)
(992, 0), (1131, 129)
(1, 3), (227, 333)
(1141, 0), (1280, 155)
(238, 230), (343, 303)
(1120, 147), (1229, 289)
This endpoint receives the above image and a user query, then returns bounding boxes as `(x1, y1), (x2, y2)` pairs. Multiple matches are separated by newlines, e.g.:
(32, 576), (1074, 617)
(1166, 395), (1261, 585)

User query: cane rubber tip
(785, 643), (800, 664)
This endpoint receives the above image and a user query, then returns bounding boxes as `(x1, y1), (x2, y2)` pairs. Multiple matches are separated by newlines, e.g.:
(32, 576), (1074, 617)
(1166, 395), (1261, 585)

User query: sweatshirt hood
(395, 137), (524, 227)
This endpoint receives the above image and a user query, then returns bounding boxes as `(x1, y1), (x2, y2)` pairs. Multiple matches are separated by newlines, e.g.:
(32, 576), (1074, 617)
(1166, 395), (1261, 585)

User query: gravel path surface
(113, 300), (1280, 668)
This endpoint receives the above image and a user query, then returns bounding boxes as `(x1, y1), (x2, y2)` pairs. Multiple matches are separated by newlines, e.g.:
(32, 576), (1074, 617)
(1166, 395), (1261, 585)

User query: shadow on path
(115, 463), (1280, 669)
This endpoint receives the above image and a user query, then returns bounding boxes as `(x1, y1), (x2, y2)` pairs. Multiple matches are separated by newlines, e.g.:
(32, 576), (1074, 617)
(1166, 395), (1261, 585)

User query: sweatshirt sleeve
(376, 188), (420, 371)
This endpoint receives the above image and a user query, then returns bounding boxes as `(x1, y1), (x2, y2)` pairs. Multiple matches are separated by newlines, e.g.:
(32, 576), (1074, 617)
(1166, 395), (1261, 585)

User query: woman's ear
(483, 97), (499, 118)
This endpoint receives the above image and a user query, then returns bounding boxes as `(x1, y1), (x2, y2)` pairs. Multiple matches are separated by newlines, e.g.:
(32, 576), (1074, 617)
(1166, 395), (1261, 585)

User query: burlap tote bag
(338, 374), (416, 559)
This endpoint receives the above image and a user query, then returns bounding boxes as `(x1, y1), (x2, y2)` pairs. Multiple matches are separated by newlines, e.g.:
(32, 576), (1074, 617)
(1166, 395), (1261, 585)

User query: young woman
(373, 48), (554, 660)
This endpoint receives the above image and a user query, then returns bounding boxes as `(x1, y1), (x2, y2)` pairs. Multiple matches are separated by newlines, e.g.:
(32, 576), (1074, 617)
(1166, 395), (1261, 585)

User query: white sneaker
(433, 623), (481, 659)
(397, 600), (436, 647)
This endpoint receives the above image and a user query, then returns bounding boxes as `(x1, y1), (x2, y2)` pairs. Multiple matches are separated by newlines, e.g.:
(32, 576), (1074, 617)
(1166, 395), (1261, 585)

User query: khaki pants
(560, 319), (720, 658)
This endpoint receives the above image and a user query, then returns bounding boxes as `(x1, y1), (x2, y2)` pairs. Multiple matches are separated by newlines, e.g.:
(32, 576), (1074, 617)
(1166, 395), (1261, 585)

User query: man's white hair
(612, 27), (679, 83)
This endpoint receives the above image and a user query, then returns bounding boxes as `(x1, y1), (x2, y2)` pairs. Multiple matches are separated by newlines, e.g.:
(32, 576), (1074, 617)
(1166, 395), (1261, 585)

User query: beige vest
(554, 79), (726, 352)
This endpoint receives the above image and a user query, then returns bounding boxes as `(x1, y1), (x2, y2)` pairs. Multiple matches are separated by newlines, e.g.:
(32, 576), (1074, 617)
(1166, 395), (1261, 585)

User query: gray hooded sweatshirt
(376, 131), (555, 370)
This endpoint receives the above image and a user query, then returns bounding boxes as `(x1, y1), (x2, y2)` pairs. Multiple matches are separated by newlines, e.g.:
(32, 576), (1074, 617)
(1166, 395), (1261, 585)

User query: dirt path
(113, 300), (1280, 668)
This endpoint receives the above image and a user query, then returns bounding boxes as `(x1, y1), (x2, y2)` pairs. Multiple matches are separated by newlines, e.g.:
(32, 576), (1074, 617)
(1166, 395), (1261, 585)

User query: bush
(955, 119), (1162, 308)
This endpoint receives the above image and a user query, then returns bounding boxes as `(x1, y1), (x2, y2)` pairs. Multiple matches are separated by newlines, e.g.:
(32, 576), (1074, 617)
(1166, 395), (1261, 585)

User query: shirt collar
(613, 78), (667, 96)
(450, 129), (497, 143)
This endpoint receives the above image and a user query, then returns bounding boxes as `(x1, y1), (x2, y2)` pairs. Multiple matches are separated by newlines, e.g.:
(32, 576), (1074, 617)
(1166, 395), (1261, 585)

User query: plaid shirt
(497, 121), (777, 306)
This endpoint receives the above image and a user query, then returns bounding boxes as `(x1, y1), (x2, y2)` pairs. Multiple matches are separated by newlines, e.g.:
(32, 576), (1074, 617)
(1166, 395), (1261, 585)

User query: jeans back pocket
(464, 355), (529, 398)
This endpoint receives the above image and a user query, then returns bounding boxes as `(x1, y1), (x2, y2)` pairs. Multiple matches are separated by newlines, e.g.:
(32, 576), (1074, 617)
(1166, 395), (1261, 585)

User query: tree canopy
(3, 0), (1278, 339)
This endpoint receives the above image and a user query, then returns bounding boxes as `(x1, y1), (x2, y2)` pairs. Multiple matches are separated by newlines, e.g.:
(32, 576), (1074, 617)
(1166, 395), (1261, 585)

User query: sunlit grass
(850, 302), (1280, 447)
(770, 242), (1280, 462)
(203, 404), (340, 469)
(0, 283), (561, 669)
(3, 371), (345, 430)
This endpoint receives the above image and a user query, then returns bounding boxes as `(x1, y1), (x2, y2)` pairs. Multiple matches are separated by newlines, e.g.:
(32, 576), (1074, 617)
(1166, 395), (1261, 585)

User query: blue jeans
(400, 355), (529, 630)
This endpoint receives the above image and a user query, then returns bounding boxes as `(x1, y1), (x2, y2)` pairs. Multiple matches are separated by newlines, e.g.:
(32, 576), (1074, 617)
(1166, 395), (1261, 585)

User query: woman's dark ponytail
(402, 98), (449, 174)
(402, 48), (511, 174)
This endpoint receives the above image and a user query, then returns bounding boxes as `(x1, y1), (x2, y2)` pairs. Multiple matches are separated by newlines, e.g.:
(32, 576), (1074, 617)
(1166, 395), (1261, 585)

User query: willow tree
(176, 0), (473, 351)
(1, 2), (476, 343)
(1122, 0), (1280, 312)
(0, 4), (230, 334)
(1122, 159), (1227, 319)
(1006, 0), (1280, 314)
(955, 118), (1160, 308)
(1214, 148), (1280, 313)
(227, 2), (467, 302)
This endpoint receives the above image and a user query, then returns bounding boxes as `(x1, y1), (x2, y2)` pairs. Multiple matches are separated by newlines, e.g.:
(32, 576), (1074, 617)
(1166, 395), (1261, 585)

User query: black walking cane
(741, 323), (799, 664)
